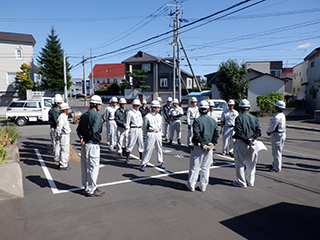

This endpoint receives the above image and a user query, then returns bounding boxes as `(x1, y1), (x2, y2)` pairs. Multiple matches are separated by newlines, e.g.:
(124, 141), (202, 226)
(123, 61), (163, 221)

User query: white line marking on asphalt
(34, 148), (59, 194)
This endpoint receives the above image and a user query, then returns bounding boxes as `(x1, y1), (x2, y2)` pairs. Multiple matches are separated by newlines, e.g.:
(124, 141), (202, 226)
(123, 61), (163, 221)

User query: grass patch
(0, 123), (20, 164)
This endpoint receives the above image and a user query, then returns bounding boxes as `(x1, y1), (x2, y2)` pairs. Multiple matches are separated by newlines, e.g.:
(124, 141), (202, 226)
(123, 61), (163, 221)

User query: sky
(1, 0), (320, 80)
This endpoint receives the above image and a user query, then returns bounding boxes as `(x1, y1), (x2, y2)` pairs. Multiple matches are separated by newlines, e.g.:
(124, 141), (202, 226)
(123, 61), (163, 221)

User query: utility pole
(176, 5), (181, 103)
(172, 18), (176, 100)
(63, 51), (68, 103)
(83, 55), (87, 106)
(90, 49), (94, 96)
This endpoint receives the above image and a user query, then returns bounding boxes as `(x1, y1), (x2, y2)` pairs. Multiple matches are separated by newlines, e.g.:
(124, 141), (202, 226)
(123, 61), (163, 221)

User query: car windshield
(213, 102), (227, 111)
(9, 102), (24, 108)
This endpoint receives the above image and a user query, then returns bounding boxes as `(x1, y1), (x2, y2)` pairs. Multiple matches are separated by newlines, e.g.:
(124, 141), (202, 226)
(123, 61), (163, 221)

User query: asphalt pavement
(0, 114), (319, 240)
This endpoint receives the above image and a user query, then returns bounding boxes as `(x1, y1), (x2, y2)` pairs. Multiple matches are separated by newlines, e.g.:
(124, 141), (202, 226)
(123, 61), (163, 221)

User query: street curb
(0, 162), (24, 201)
(287, 125), (320, 132)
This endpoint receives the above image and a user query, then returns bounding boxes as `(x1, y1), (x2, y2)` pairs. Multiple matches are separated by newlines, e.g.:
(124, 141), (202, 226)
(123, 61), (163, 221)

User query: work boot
(169, 140), (172, 145)
(125, 152), (130, 164)
(122, 148), (127, 156)
(139, 152), (143, 160)
(177, 139), (181, 145)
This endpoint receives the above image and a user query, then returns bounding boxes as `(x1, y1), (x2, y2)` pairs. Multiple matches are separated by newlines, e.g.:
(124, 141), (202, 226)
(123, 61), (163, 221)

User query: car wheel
(16, 117), (27, 126)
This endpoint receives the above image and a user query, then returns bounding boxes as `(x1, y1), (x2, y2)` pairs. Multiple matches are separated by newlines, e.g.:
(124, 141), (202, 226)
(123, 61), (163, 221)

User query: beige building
(292, 61), (308, 100)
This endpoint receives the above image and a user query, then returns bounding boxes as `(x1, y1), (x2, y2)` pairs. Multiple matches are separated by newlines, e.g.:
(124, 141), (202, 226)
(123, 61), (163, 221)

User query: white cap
(60, 103), (70, 110)
(228, 99), (235, 105)
(119, 98), (127, 104)
(167, 97), (173, 102)
(191, 97), (198, 102)
(142, 99), (147, 104)
(208, 100), (215, 107)
(199, 100), (209, 109)
(90, 95), (103, 105)
(110, 96), (118, 103)
(151, 100), (161, 108)
(54, 94), (63, 103)
(132, 99), (141, 106)
(239, 99), (250, 108)
(274, 100), (285, 109)
(156, 97), (162, 102)
(173, 98), (179, 104)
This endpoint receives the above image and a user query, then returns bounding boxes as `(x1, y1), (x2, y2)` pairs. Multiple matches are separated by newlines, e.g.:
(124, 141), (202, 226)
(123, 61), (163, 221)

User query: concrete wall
(305, 53), (320, 111)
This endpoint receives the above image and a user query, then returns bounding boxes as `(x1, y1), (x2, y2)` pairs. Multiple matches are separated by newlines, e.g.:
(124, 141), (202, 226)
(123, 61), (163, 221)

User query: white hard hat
(90, 95), (103, 105)
(228, 99), (235, 105)
(208, 100), (215, 107)
(191, 97), (198, 102)
(199, 100), (209, 109)
(119, 98), (127, 104)
(132, 99), (141, 106)
(54, 94), (63, 103)
(274, 100), (285, 109)
(110, 96), (118, 103)
(239, 99), (250, 108)
(167, 97), (173, 102)
(151, 100), (161, 108)
(60, 103), (70, 110)
(142, 99), (147, 104)
(156, 97), (162, 102)
(173, 98), (179, 104)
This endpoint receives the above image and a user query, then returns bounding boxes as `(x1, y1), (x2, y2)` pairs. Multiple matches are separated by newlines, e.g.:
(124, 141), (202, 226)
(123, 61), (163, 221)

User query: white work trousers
(126, 128), (144, 153)
(50, 127), (55, 147)
(59, 134), (70, 168)
(271, 132), (286, 172)
(187, 120), (194, 146)
(234, 140), (258, 187)
(187, 146), (213, 191)
(54, 129), (60, 162)
(141, 132), (163, 166)
(109, 120), (117, 148)
(222, 126), (235, 154)
(164, 121), (170, 139)
(81, 143), (100, 195)
(169, 120), (181, 140)
(117, 126), (128, 153)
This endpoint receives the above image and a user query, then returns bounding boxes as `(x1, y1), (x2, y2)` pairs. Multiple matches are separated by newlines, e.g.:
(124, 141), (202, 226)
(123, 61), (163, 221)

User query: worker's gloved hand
(202, 143), (214, 151)
(188, 125), (191, 130)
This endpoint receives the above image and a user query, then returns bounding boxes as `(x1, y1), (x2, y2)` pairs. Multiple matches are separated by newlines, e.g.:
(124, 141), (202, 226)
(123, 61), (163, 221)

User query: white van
(209, 99), (228, 124)
(6, 97), (54, 126)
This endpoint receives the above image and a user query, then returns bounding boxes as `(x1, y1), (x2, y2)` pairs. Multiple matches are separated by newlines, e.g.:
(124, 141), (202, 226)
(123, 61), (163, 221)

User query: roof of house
(204, 72), (219, 87)
(88, 63), (125, 78)
(98, 83), (111, 88)
(247, 69), (288, 82)
(304, 47), (320, 61)
(0, 31), (36, 46)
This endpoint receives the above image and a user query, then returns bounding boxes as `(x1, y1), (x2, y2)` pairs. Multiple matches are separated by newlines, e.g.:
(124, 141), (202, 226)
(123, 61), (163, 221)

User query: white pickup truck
(6, 97), (54, 126)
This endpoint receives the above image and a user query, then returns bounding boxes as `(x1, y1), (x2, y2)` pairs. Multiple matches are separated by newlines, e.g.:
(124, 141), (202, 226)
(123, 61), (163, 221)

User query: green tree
(14, 63), (34, 98)
(95, 82), (120, 96)
(37, 27), (72, 92)
(127, 69), (150, 90)
(256, 92), (285, 115)
(216, 59), (248, 106)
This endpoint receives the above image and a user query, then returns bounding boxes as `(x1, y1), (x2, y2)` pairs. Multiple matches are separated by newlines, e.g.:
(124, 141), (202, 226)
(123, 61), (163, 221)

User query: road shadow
(220, 202), (320, 240)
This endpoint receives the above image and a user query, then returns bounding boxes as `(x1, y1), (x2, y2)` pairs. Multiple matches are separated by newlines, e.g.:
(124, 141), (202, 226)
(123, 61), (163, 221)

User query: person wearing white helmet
(232, 99), (261, 188)
(139, 99), (149, 118)
(56, 103), (71, 170)
(163, 96), (173, 141)
(186, 97), (199, 146)
(169, 98), (184, 145)
(266, 100), (286, 172)
(140, 100), (165, 172)
(104, 96), (118, 151)
(181, 100), (219, 192)
(49, 94), (63, 162)
(76, 95), (104, 197)
(156, 97), (163, 116)
(125, 99), (144, 163)
(207, 100), (219, 122)
(221, 99), (239, 157)
(115, 98), (129, 156)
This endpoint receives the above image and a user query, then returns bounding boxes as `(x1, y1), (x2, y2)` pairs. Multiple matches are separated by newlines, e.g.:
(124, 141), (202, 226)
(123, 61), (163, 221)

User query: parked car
(6, 97), (54, 126)
(76, 93), (85, 98)
(209, 99), (228, 124)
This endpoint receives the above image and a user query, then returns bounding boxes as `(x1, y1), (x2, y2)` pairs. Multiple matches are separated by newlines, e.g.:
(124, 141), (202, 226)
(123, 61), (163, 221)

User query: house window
(106, 69), (110, 73)
(7, 72), (16, 84)
(299, 72), (301, 77)
(160, 78), (168, 87)
(16, 49), (22, 59)
(311, 61), (315, 68)
(270, 70), (282, 78)
(97, 80), (100, 83)
(297, 87), (300, 92)
(142, 63), (151, 72)
(188, 79), (191, 87)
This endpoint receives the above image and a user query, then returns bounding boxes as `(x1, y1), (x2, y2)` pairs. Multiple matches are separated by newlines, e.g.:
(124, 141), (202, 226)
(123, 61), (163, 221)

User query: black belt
(131, 126), (141, 128)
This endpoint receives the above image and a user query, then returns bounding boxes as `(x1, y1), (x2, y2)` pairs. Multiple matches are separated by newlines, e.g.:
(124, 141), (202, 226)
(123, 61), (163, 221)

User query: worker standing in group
(56, 103), (71, 170)
(207, 100), (218, 122)
(76, 95), (104, 197)
(181, 100), (219, 192)
(115, 98), (128, 156)
(162, 97), (172, 142)
(186, 97), (199, 147)
(140, 100), (165, 172)
(139, 99), (149, 136)
(169, 98), (184, 145)
(49, 94), (63, 162)
(221, 100), (238, 157)
(157, 97), (163, 116)
(266, 100), (286, 173)
(104, 97), (118, 151)
(125, 99), (144, 163)
(232, 99), (261, 188)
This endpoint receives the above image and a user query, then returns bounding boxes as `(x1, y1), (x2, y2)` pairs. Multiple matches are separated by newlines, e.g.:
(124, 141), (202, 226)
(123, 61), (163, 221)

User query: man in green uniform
(232, 99), (261, 188)
(181, 100), (219, 192)
(49, 94), (63, 161)
(76, 95), (104, 197)
(115, 98), (129, 156)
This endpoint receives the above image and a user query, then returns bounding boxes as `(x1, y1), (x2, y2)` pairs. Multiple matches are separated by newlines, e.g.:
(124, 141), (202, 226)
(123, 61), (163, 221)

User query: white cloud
(292, 42), (315, 51)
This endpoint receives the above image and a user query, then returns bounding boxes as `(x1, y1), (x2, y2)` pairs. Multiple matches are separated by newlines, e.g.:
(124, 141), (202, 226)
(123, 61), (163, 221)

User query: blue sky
(1, 0), (320, 79)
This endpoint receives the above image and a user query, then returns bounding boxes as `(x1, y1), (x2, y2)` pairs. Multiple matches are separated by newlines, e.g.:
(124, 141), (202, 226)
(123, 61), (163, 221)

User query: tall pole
(176, 5), (182, 103)
(90, 49), (94, 96)
(83, 55), (87, 105)
(63, 51), (67, 103)
(172, 17), (176, 100)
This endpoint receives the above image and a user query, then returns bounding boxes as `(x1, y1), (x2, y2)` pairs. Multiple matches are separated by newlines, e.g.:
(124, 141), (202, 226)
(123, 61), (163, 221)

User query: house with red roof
(88, 63), (125, 91)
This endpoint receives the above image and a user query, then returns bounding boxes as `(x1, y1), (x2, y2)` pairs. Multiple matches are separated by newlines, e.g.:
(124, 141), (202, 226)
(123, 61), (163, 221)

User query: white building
(292, 61), (308, 100)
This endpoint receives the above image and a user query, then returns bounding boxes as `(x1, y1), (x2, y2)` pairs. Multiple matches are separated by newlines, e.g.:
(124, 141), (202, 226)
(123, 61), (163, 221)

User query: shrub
(256, 92), (284, 115)
(0, 123), (20, 164)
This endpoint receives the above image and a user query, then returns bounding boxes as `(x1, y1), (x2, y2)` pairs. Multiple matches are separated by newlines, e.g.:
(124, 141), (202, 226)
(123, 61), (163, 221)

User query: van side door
(41, 98), (53, 121)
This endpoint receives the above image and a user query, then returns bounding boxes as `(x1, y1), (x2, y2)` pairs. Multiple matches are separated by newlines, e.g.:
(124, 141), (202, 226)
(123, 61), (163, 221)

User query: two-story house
(0, 31), (36, 106)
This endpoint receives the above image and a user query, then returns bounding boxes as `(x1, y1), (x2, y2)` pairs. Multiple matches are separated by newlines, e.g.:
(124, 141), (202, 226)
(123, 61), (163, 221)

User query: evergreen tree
(14, 63), (34, 98)
(127, 69), (150, 90)
(37, 27), (72, 92)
